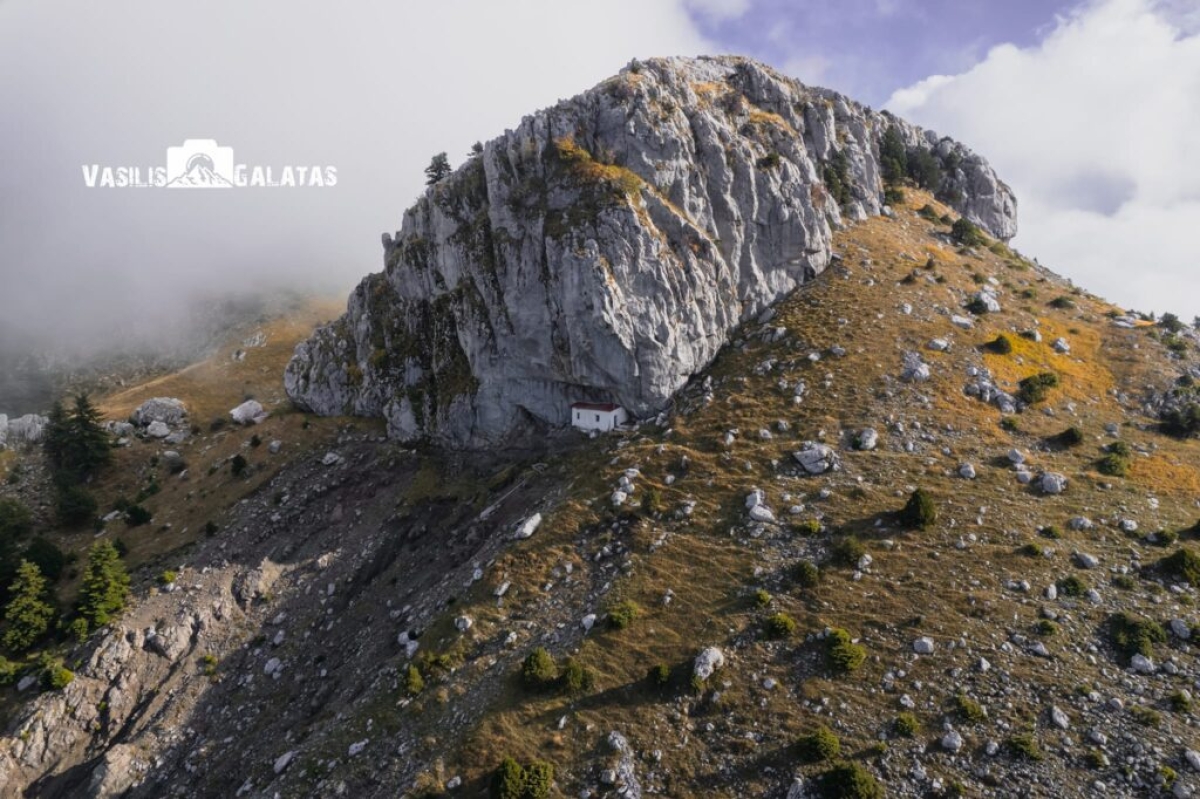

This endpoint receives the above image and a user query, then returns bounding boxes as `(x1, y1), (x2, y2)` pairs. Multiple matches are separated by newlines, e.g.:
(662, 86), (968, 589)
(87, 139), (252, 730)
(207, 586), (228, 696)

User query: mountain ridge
(284, 55), (1017, 448)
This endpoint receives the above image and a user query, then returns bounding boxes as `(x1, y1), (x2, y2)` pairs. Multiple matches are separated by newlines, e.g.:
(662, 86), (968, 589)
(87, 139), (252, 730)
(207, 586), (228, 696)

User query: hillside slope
(284, 56), (1016, 448)
(3, 192), (1199, 799)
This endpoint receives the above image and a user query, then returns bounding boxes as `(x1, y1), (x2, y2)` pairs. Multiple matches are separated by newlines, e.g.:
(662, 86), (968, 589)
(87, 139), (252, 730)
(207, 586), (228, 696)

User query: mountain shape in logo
(167, 153), (232, 187)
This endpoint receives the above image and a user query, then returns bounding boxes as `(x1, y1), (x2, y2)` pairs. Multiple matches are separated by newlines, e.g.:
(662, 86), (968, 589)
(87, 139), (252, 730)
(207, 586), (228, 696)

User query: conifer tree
(77, 541), (130, 628)
(3, 560), (55, 652)
(424, 152), (452, 185)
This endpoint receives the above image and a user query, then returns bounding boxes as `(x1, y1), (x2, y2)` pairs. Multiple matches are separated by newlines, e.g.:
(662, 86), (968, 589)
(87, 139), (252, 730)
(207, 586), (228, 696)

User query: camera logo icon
(165, 139), (234, 188)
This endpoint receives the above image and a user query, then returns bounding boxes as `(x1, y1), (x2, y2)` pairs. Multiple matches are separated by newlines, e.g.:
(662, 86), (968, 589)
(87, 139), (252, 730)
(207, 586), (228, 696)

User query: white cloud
(0, 1), (713, 358)
(887, 0), (1200, 319)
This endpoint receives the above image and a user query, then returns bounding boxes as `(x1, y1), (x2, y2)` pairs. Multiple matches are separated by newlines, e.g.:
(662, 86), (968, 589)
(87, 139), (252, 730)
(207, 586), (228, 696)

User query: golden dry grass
(405, 190), (1200, 795)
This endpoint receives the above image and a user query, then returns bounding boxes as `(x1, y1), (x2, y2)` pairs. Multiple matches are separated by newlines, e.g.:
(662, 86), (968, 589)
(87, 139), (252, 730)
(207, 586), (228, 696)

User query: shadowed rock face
(285, 55), (1017, 447)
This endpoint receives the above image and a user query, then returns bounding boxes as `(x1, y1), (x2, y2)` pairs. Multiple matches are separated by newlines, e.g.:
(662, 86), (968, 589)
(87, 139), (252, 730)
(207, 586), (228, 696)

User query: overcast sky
(0, 0), (1196, 365)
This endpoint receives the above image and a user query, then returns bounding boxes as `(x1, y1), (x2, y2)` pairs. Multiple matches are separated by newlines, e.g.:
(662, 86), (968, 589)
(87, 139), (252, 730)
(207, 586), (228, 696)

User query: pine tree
(77, 540), (130, 628)
(42, 401), (70, 475)
(68, 393), (112, 478)
(3, 560), (55, 652)
(424, 152), (452, 185)
(879, 126), (908, 185)
(43, 394), (111, 484)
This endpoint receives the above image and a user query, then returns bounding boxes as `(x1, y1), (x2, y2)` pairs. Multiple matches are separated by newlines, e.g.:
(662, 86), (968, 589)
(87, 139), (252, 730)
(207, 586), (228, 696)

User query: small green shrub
(884, 186), (905, 206)
(491, 757), (526, 799)
(965, 296), (991, 315)
(1058, 575), (1088, 597)
(1161, 403), (1200, 438)
(1106, 612), (1166, 661)
(1018, 542), (1043, 557)
(1097, 453), (1131, 477)
(795, 561), (821, 588)
(1018, 372), (1060, 404)
(831, 536), (866, 567)
(648, 663), (671, 688)
(22, 538), (66, 582)
(521, 647), (557, 689)
(794, 519), (822, 536)
(1057, 426), (1085, 447)
(1041, 525), (1062, 540)
(1036, 619), (1058, 636)
(951, 218), (986, 247)
(1131, 705), (1162, 727)
(201, 653), (219, 677)
(756, 152), (781, 170)
(1000, 417), (1020, 433)
(954, 693), (986, 723)
(1049, 295), (1076, 310)
(985, 334), (1014, 354)
(1160, 547), (1200, 585)
(893, 713), (919, 737)
(1169, 690), (1192, 712)
(607, 600), (641, 630)
(405, 664), (425, 695)
(826, 628), (866, 674)
(1112, 574), (1136, 590)
(0, 497), (33, 538)
(159, 570), (177, 585)
(796, 725), (841, 762)
(817, 762), (883, 799)
(230, 454), (249, 477)
(900, 488), (938, 530)
(753, 588), (773, 608)
(40, 657), (75, 691)
(523, 761), (554, 799)
(560, 657), (595, 694)
(125, 504), (153, 527)
(765, 612), (797, 639)
(1007, 733), (1044, 761)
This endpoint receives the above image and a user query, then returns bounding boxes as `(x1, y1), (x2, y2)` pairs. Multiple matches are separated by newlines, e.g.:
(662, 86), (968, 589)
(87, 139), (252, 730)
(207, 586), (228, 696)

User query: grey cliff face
(285, 56), (1017, 447)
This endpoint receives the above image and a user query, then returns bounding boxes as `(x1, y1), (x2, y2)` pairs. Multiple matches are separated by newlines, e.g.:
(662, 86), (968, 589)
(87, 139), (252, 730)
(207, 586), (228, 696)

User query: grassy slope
(397, 192), (1200, 796)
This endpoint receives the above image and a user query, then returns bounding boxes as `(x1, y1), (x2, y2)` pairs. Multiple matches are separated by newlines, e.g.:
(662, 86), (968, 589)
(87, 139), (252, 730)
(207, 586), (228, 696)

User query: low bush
(607, 600), (641, 630)
(796, 725), (841, 762)
(521, 647), (557, 689)
(951, 218), (986, 247)
(893, 713), (919, 737)
(900, 488), (938, 530)
(795, 561), (821, 588)
(1160, 547), (1200, 585)
(753, 588), (773, 608)
(954, 693), (986, 723)
(816, 762), (883, 799)
(1056, 426), (1085, 447)
(1007, 732), (1044, 761)
(405, 664), (424, 695)
(826, 628), (866, 674)
(1049, 295), (1076, 310)
(1058, 575), (1088, 597)
(1106, 612), (1166, 661)
(560, 657), (596, 694)
(1097, 453), (1131, 477)
(830, 536), (866, 567)
(1018, 372), (1060, 404)
(765, 612), (797, 639)
(647, 663), (671, 688)
(125, 504), (153, 527)
(985, 334), (1014, 354)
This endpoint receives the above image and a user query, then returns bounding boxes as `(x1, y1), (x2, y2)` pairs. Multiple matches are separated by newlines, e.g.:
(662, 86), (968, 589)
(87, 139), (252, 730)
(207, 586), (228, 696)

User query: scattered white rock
(1050, 706), (1070, 729)
(347, 740), (368, 757)
(515, 513), (542, 539)
(959, 463), (977, 479)
(1074, 551), (1100, 569)
(693, 647), (725, 681)
(942, 729), (964, 752)
(1040, 473), (1068, 494)
(913, 637), (935, 655)
(1131, 654), (1155, 674)
(146, 421), (171, 439)
(793, 442), (840, 475)
(273, 751), (296, 775)
(230, 400), (268, 426)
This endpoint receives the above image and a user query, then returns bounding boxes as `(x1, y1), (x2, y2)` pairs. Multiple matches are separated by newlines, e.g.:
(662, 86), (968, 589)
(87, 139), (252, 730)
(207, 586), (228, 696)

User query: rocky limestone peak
(284, 55), (1017, 447)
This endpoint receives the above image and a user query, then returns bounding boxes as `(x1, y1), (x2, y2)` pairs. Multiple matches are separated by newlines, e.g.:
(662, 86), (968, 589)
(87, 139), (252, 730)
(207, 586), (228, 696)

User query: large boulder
(794, 442), (840, 475)
(131, 398), (188, 427)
